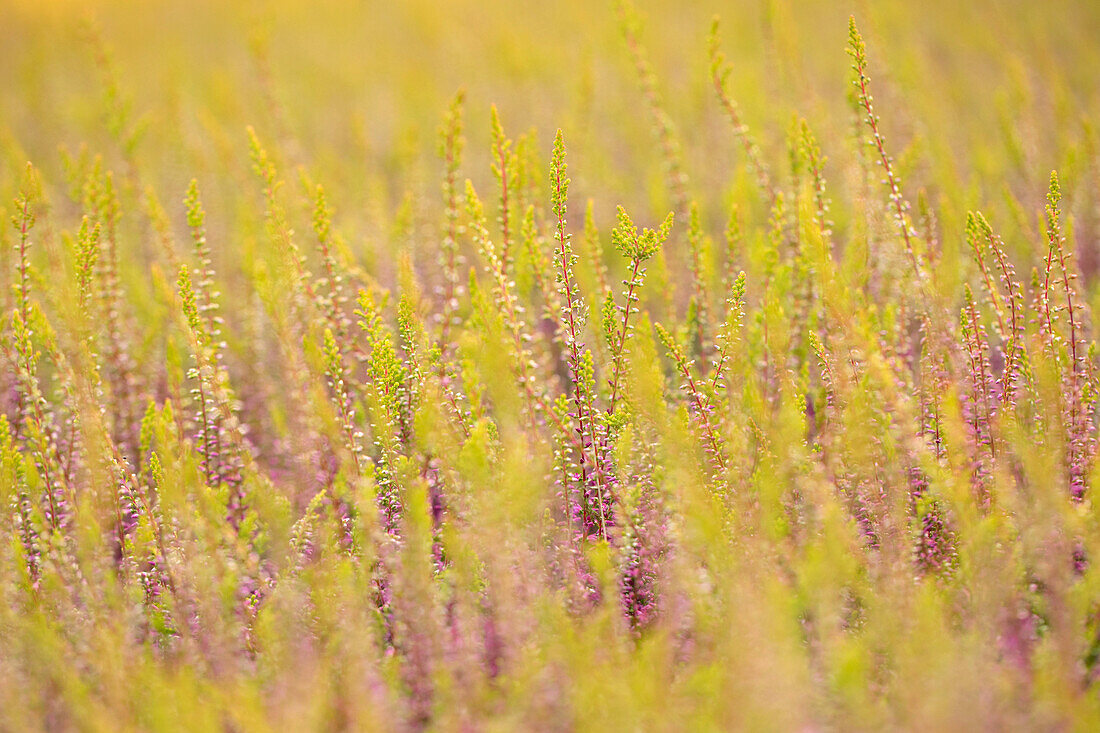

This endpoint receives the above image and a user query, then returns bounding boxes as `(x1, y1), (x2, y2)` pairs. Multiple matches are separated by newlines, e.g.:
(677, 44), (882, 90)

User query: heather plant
(3, 1), (1100, 730)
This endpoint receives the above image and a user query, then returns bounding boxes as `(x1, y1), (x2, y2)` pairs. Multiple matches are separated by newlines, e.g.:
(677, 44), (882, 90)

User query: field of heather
(3, 0), (1100, 729)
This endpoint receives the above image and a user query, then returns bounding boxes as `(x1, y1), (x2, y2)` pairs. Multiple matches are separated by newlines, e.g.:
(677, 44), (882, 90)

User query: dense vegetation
(3, 0), (1100, 729)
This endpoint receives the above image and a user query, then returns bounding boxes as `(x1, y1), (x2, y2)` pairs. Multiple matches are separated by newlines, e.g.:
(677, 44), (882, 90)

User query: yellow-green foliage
(2, 0), (1100, 730)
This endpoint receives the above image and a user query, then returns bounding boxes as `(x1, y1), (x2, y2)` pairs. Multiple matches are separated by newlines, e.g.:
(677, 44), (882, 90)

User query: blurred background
(2, 0), (1099, 285)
